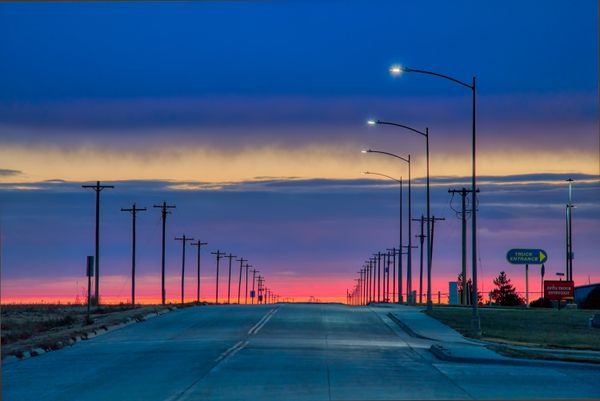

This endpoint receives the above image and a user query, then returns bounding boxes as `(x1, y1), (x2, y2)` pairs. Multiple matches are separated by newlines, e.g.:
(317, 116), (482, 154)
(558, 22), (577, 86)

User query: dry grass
(1, 303), (201, 358)
(426, 306), (600, 350)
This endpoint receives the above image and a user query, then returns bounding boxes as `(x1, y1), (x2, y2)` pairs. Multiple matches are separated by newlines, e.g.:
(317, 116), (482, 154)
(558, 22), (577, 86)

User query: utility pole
(237, 257), (247, 304)
(358, 270), (364, 305)
(86, 255), (94, 321)
(223, 253), (237, 304)
(566, 178), (574, 282)
(424, 216), (445, 311)
(190, 240), (208, 303)
(402, 244), (418, 303)
(211, 250), (226, 304)
(366, 262), (371, 304)
(413, 215), (426, 304)
(257, 276), (265, 304)
(363, 266), (368, 304)
(386, 251), (393, 303)
(381, 252), (389, 302)
(175, 235), (194, 305)
(371, 258), (376, 303)
(449, 188), (477, 304)
(375, 252), (382, 302)
(153, 201), (176, 304)
(245, 263), (253, 304)
(387, 248), (398, 303)
(82, 181), (114, 304)
(121, 203), (146, 305)
(399, 176), (403, 304)
(251, 268), (260, 304)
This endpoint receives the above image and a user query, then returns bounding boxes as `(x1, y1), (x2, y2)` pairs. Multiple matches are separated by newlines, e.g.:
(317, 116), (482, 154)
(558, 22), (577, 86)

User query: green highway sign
(506, 248), (548, 265)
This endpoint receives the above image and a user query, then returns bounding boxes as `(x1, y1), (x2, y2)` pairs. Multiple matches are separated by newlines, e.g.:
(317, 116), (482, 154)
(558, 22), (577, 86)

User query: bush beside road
(426, 306), (600, 351)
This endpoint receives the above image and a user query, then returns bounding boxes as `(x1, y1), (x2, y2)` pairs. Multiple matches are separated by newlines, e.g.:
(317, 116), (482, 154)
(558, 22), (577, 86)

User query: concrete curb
(429, 344), (600, 369)
(2, 306), (181, 365)
(486, 344), (600, 365)
(386, 312), (438, 341)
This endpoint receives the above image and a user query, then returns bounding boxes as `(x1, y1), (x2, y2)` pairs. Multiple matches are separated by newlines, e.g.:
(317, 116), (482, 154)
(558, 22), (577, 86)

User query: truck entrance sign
(544, 280), (574, 300)
(506, 248), (548, 265)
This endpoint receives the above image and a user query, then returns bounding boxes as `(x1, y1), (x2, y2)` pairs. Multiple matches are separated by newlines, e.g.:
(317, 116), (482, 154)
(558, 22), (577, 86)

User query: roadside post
(525, 264), (529, 306)
(506, 248), (548, 307)
(86, 256), (94, 320)
(540, 264), (545, 298)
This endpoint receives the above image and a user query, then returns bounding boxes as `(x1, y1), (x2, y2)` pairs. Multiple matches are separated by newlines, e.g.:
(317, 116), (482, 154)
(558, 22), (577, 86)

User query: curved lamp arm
(362, 171), (402, 184)
(393, 66), (473, 90)
(361, 149), (410, 164)
(369, 120), (427, 138)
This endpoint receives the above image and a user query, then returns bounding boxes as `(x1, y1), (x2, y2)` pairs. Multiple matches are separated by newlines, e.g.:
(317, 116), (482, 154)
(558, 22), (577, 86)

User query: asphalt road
(3, 303), (600, 400)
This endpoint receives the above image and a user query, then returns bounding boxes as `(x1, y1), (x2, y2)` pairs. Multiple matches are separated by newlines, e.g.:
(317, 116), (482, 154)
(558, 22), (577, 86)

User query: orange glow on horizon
(4, 272), (597, 306)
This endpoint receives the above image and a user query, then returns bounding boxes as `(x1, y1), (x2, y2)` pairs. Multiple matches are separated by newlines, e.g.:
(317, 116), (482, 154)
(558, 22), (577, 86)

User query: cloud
(0, 140), (597, 186)
(0, 168), (21, 176)
(0, 92), (596, 129)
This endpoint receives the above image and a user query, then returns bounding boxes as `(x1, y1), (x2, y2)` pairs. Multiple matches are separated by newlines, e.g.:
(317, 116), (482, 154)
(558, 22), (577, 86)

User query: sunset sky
(1, 1), (598, 304)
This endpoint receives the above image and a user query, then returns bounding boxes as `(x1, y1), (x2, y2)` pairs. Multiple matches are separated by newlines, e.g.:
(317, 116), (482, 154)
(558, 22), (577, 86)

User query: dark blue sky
(0, 0), (596, 101)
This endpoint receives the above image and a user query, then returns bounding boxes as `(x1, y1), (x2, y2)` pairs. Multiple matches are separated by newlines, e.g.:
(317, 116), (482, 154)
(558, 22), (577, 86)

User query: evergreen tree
(491, 271), (524, 306)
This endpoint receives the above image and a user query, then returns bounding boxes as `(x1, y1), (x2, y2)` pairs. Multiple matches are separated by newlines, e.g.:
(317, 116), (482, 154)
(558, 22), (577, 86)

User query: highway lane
(3, 303), (600, 400)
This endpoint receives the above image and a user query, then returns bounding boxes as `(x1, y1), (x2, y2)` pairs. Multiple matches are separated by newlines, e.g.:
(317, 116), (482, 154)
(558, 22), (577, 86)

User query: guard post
(86, 255), (94, 320)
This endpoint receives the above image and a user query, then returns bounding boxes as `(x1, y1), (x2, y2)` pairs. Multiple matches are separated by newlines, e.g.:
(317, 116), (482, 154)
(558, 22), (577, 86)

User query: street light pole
(391, 66), (480, 335)
(368, 120), (430, 304)
(566, 178), (574, 282)
(363, 149), (412, 303)
(362, 171), (403, 303)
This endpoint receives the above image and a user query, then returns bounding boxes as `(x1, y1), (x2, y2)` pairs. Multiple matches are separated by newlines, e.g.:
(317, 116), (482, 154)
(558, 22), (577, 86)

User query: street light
(392, 64), (481, 336)
(362, 149), (413, 303)
(362, 171), (404, 303)
(389, 65), (403, 76)
(367, 120), (432, 310)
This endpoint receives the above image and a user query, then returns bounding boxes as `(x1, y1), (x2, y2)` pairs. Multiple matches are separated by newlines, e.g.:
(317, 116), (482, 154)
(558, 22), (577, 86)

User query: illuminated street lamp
(362, 149), (413, 303)
(391, 64), (481, 336)
(367, 120), (433, 310)
(362, 171), (404, 303)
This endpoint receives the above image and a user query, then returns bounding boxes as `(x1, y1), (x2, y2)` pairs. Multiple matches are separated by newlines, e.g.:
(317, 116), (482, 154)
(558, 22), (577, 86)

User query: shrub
(530, 297), (553, 308)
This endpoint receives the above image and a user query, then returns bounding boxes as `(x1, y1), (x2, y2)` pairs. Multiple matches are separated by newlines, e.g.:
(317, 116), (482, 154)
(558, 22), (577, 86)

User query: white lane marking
(248, 308), (278, 336)
(214, 340), (247, 363)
